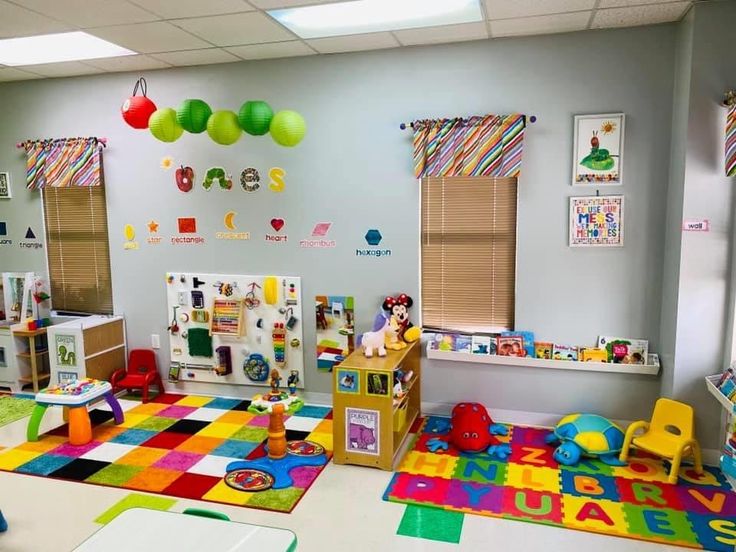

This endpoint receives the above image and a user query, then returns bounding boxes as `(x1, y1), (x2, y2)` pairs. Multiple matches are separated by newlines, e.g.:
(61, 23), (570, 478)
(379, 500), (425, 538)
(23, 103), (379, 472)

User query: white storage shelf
(705, 374), (736, 414)
(426, 345), (660, 375)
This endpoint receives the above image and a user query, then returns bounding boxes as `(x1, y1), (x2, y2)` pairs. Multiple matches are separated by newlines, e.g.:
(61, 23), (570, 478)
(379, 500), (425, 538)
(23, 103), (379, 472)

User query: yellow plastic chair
(619, 398), (703, 484)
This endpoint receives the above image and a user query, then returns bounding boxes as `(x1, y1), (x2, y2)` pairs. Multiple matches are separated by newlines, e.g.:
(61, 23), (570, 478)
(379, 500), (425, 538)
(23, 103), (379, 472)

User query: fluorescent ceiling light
(269, 0), (482, 39)
(0, 31), (135, 66)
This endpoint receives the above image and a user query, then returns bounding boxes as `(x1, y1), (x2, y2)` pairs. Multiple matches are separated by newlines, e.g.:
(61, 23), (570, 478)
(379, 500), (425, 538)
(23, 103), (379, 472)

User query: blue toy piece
(545, 413), (626, 466)
(0, 510), (7, 532)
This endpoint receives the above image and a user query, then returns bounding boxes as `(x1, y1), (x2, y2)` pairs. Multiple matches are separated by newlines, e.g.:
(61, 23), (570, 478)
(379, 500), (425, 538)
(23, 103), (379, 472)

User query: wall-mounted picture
(572, 113), (624, 185)
(569, 195), (624, 247)
(55, 334), (77, 367)
(346, 408), (379, 456)
(316, 295), (355, 372)
(0, 172), (11, 199)
(336, 368), (360, 394)
(366, 371), (390, 396)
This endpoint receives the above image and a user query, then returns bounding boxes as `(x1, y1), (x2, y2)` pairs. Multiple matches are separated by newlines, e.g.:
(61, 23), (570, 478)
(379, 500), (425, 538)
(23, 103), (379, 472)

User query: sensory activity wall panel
(165, 272), (304, 388)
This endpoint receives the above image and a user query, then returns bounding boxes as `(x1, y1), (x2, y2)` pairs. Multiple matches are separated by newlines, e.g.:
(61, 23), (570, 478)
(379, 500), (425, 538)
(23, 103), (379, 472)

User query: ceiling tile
(150, 48), (240, 66)
(592, 2), (690, 28)
(248, 0), (341, 8)
(226, 40), (314, 59)
(394, 22), (488, 46)
(0, 66), (43, 81)
(14, 61), (103, 78)
(485, 0), (595, 19)
(491, 11), (591, 37)
(127, 0), (254, 19)
(15, 0), (159, 27)
(599, 0), (689, 7)
(173, 12), (295, 46)
(88, 22), (211, 53)
(84, 54), (171, 71)
(307, 32), (400, 54)
(0, 1), (72, 38)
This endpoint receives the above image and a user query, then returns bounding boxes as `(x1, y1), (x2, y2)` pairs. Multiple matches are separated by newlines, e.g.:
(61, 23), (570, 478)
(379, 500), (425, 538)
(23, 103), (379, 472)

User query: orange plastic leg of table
(267, 403), (287, 460)
(68, 406), (92, 446)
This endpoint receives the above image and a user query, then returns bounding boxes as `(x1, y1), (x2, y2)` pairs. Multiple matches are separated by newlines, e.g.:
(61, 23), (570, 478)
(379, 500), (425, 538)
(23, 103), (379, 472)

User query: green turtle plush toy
(545, 413), (627, 466)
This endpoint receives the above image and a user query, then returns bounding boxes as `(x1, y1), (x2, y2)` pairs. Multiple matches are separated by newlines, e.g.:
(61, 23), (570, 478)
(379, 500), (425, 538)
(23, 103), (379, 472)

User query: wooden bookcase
(332, 341), (420, 470)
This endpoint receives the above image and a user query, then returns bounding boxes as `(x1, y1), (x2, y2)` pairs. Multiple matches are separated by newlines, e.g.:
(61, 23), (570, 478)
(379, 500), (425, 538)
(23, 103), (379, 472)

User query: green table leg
(27, 404), (48, 442)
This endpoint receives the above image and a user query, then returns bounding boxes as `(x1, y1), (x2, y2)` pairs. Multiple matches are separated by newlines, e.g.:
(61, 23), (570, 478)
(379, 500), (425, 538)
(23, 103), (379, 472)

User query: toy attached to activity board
(165, 272), (304, 388)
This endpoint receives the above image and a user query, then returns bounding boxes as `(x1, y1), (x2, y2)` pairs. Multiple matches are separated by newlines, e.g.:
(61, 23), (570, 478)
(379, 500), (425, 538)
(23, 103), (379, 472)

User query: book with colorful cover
(534, 342), (553, 359)
(497, 335), (526, 357)
(580, 348), (608, 362)
(471, 335), (492, 355)
(430, 333), (456, 352)
(597, 336), (648, 364)
(501, 330), (535, 358)
(454, 335), (472, 353)
(553, 344), (578, 361)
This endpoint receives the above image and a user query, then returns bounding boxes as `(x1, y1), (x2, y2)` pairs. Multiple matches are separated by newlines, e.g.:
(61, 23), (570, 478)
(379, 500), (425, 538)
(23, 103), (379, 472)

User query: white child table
(72, 508), (297, 551)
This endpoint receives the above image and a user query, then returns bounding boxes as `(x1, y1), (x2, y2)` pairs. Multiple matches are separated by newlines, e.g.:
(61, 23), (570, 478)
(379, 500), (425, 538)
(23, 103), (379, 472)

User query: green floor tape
(397, 505), (464, 544)
(94, 493), (177, 524)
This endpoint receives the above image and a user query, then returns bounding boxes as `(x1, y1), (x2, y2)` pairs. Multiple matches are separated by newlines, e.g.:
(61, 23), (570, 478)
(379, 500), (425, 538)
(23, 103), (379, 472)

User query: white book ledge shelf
(426, 345), (661, 375)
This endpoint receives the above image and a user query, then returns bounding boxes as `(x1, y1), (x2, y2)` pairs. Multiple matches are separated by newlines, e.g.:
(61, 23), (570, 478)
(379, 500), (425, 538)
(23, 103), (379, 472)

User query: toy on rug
(382, 294), (421, 349)
(427, 402), (511, 459)
(545, 413), (626, 466)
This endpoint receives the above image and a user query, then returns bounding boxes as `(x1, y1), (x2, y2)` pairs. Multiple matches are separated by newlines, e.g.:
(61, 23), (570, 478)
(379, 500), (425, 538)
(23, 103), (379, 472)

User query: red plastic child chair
(110, 349), (163, 403)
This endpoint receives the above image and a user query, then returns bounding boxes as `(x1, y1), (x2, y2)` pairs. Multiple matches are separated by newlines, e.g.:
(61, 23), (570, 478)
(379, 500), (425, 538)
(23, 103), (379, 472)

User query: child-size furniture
(332, 340), (420, 470)
(27, 378), (124, 445)
(619, 397), (703, 484)
(111, 349), (163, 403)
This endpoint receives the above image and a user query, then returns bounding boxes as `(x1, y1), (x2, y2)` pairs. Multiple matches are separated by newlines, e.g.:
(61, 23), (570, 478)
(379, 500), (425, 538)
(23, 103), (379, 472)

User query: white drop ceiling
(0, 0), (694, 81)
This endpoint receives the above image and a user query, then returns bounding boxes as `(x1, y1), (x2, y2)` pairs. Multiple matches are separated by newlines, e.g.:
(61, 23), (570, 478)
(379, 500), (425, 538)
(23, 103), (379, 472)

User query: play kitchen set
(165, 273), (305, 390)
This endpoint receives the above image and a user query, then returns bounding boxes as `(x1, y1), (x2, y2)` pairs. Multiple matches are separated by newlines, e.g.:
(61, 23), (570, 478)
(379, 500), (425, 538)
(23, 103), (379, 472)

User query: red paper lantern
(121, 77), (157, 129)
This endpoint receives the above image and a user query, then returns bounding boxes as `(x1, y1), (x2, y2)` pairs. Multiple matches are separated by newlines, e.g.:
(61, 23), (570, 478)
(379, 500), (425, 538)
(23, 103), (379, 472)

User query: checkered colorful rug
(0, 394), (333, 513)
(384, 416), (736, 551)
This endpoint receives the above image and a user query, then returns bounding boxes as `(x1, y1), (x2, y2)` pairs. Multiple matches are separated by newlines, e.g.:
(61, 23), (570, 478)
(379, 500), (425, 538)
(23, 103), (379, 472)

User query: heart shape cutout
(270, 218), (285, 232)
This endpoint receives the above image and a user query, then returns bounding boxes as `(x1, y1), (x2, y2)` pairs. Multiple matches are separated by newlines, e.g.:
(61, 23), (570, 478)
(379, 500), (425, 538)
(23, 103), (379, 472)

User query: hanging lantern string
(399, 114), (536, 130)
(16, 136), (107, 150)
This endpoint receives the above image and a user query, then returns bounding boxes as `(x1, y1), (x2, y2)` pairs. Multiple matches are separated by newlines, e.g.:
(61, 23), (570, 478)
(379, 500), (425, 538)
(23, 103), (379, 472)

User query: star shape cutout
(148, 220), (159, 234)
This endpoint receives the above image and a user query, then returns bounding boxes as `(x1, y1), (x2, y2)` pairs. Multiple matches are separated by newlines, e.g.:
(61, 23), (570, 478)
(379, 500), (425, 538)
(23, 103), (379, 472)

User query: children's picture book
(534, 341), (553, 359)
(553, 344), (579, 361)
(429, 333), (456, 352)
(497, 335), (525, 357)
(471, 335), (492, 355)
(717, 368), (736, 400)
(597, 336), (648, 364)
(580, 348), (608, 362)
(647, 353), (660, 367)
(502, 330), (535, 358)
(454, 335), (472, 353)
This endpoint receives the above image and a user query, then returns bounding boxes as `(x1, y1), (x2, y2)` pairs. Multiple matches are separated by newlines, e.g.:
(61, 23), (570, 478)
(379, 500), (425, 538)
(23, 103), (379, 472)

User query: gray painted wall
(0, 24), (678, 430)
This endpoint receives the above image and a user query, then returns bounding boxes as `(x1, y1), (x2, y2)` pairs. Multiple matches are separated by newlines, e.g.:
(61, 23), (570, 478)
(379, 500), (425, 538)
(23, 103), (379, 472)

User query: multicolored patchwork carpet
(384, 416), (736, 551)
(0, 394), (333, 513)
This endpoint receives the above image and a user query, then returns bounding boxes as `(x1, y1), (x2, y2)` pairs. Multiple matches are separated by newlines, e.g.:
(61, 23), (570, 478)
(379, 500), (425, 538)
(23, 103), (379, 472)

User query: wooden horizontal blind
(42, 187), (113, 314)
(421, 176), (517, 333)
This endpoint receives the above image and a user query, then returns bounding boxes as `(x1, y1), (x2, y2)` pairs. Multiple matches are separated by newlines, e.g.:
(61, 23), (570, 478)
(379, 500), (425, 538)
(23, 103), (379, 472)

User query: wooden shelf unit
(12, 327), (50, 393)
(332, 341), (420, 471)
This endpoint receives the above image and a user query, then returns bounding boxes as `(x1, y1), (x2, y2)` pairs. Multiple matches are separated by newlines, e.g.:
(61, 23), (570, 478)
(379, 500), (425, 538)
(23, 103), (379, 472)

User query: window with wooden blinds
(421, 176), (517, 333)
(42, 187), (113, 315)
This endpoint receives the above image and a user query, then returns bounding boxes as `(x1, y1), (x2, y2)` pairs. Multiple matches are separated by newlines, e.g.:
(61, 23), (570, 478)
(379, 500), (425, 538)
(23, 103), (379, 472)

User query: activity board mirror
(165, 273), (304, 388)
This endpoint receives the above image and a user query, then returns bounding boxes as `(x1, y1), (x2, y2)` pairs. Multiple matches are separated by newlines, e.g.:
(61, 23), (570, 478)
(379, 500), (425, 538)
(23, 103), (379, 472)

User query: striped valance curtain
(22, 137), (104, 189)
(412, 114), (525, 179)
(727, 103), (736, 177)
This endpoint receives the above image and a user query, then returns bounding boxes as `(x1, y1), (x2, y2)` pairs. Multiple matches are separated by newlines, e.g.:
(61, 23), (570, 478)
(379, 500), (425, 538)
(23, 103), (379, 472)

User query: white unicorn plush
(361, 312), (399, 358)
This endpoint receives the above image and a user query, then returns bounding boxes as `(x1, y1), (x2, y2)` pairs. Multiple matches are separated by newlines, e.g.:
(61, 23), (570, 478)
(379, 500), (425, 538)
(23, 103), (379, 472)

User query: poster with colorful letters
(569, 195), (624, 247)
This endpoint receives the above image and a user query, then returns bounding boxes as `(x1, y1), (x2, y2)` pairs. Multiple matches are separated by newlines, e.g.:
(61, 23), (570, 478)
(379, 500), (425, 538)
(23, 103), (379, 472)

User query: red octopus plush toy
(427, 402), (511, 459)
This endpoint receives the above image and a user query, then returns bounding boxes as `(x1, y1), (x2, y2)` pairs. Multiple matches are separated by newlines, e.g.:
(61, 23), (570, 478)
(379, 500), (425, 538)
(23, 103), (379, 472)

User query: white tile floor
(0, 402), (685, 552)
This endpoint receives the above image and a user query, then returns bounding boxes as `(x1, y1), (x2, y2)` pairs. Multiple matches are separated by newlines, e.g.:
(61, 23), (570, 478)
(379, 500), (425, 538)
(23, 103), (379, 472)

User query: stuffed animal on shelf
(427, 402), (511, 460)
(360, 311), (399, 358)
(383, 294), (421, 349)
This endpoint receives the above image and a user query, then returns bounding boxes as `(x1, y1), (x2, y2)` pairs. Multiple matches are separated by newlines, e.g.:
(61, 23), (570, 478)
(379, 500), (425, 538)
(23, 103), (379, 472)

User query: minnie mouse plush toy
(382, 294), (421, 348)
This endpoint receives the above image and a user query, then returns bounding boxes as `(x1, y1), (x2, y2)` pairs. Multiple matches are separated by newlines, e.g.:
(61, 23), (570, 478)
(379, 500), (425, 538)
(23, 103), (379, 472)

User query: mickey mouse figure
(382, 294), (422, 350)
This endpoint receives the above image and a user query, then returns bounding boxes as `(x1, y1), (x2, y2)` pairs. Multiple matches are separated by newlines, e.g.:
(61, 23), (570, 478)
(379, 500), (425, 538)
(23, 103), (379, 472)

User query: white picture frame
(572, 113), (625, 186)
(569, 195), (625, 247)
(0, 173), (11, 199)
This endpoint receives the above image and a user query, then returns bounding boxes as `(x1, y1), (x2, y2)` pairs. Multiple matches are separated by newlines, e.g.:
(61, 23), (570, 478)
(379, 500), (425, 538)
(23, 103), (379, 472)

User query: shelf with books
(426, 344), (661, 375)
(705, 374), (736, 414)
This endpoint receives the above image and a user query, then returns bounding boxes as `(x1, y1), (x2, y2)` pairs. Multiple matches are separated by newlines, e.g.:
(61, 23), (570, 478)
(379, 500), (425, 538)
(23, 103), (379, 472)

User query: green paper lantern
(176, 99), (212, 134)
(270, 110), (306, 147)
(206, 110), (242, 146)
(149, 107), (183, 143)
(238, 100), (273, 136)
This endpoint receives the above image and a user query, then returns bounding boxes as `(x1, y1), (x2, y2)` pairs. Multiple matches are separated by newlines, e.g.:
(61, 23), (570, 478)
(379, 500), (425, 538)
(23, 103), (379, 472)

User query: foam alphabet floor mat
(0, 394), (333, 513)
(384, 416), (736, 551)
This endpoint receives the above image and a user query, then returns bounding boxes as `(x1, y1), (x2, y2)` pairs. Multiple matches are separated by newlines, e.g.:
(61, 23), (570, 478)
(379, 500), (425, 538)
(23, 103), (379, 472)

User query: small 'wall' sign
(682, 219), (709, 232)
